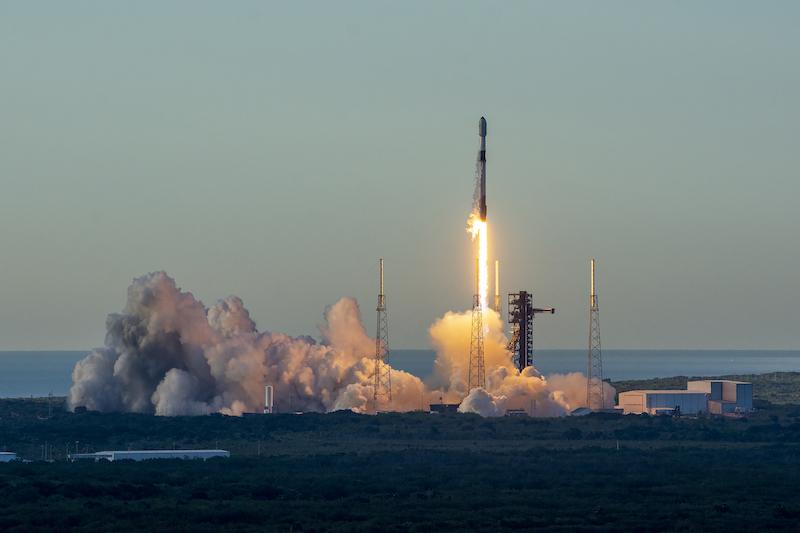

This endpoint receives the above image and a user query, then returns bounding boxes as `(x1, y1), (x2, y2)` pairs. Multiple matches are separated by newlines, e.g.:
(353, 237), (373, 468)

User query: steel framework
(373, 258), (392, 403)
(507, 291), (554, 371)
(587, 259), (605, 410)
(468, 258), (486, 390)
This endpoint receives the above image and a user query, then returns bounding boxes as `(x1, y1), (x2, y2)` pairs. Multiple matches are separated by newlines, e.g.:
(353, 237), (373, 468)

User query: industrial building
(617, 380), (753, 416)
(69, 449), (229, 462)
(0, 452), (17, 462)
(687, 380), (753, 414)
(618, 390), (709, 416)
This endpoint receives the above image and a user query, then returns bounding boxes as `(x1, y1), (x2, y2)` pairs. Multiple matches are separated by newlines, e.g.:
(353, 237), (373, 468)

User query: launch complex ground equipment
(468, 258), (486, 391)
(507, 291), (554, 372)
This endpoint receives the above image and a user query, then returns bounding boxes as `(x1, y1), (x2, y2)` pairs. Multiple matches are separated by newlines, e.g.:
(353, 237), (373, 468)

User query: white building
(688, 380), (753, 415)
(617, 390), (709, 415)
(69, 449), (229, 462)
(617, 380), (753, 416)
(0, 452), (17, 463)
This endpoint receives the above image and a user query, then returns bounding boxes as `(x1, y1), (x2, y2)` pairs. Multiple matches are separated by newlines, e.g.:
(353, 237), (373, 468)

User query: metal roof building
(617, 380), (753, 416)
(618, 390), (709, 415)
(69, 449), (229, 462)
(688, 380), (753, 415)
(0, 452), (17, 463)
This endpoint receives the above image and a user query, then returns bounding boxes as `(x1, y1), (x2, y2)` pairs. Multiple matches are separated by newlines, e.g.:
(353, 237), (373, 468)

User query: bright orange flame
(467, 213), (489, 311)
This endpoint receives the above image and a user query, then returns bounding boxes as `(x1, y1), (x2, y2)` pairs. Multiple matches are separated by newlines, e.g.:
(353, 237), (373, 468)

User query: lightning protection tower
(507, 291), (554, 371)
(587, 258), (605, 410)
(373, 258), (392, 403)
(468, 258), (486, 391)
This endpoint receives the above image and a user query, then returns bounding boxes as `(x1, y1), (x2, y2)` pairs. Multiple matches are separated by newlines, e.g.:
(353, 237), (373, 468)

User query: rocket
(478, 116), (487, 221)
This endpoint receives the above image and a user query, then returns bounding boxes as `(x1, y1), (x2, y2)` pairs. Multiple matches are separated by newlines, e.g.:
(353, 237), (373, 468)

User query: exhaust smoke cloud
(69, 272), (614, 417)
(68, 272), (425, 415)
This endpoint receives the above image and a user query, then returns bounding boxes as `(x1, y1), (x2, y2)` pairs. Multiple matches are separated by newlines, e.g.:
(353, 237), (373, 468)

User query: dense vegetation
(2, 446), (800, 531)
(2, 373), (800, 531)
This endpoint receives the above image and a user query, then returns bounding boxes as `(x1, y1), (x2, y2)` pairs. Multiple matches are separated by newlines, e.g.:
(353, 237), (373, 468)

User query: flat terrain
(2, 373), (800, 531)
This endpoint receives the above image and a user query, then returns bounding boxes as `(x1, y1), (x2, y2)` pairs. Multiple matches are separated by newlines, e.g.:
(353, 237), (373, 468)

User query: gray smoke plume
(68, 272), (425, 415)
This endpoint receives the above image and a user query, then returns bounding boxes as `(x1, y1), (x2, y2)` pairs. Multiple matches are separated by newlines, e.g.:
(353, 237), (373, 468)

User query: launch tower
(468, 258), (486, 390)
(373, 259), (392, 404)
(587, 259), (605, 410)
(507, 291), (554, 371)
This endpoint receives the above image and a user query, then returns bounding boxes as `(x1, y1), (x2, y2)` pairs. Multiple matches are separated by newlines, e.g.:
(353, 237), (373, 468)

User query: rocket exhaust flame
(467, 214), (489, 311)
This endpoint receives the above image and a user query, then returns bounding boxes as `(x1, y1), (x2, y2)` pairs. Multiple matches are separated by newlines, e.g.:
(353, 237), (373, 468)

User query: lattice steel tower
(373, 258), (392, 403)
(468, 258), (486, 390)
(587, 258), (605, 410)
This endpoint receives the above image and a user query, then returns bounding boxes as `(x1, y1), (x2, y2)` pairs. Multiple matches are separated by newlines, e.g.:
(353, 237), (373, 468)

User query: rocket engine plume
(467, 215), (489, 310)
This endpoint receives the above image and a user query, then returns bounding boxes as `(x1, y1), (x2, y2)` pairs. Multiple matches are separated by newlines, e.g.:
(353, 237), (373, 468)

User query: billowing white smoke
(68, 272), (425, 415)
(69, 272), (614, 417)
(428, 309), (616, 417)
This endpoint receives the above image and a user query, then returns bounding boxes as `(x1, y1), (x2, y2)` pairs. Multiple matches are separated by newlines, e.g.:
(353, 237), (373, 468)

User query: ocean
(1, 349), (799, 398)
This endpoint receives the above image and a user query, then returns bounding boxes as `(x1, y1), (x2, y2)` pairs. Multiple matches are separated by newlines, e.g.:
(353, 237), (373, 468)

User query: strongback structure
(373, 259), (392, 403)
(587, 258), (605, 410)
(507, 291), (554, 371)
(468, 258), (486, 390)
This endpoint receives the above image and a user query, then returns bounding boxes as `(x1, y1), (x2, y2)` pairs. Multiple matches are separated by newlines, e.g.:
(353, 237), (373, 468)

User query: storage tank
(264, 385), (274, 414)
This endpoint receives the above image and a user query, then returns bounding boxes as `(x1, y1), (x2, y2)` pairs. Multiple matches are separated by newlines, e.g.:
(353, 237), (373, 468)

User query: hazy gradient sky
(1, 2), (798, 350)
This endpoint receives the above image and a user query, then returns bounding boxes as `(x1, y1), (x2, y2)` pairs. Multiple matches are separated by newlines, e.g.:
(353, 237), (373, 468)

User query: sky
(0, 1), (798, 350)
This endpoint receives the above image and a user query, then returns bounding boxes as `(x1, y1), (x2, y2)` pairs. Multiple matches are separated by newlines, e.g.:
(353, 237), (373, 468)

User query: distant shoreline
(2, 350), (799, 398)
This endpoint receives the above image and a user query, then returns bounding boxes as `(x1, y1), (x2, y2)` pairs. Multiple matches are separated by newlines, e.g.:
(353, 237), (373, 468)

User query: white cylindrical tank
(264, 385), (274, 414)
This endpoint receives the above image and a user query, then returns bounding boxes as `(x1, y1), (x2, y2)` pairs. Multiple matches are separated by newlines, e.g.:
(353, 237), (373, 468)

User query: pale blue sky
(0, 2), (798, 350)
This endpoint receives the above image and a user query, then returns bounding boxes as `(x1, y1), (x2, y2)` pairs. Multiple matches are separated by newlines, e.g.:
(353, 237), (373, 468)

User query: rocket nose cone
(479, 116), (487, 137)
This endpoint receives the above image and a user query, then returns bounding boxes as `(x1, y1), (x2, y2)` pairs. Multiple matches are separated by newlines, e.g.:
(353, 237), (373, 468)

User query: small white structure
(618, 390), (709, 415)
(264, 385), (274, 414)
(69, 449), (229, 462)
(0, 452), (17, 463)
(688, 380), (753, 414)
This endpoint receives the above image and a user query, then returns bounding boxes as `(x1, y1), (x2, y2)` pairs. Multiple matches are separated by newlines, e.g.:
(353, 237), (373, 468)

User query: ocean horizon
(1, 349), (799, 398)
